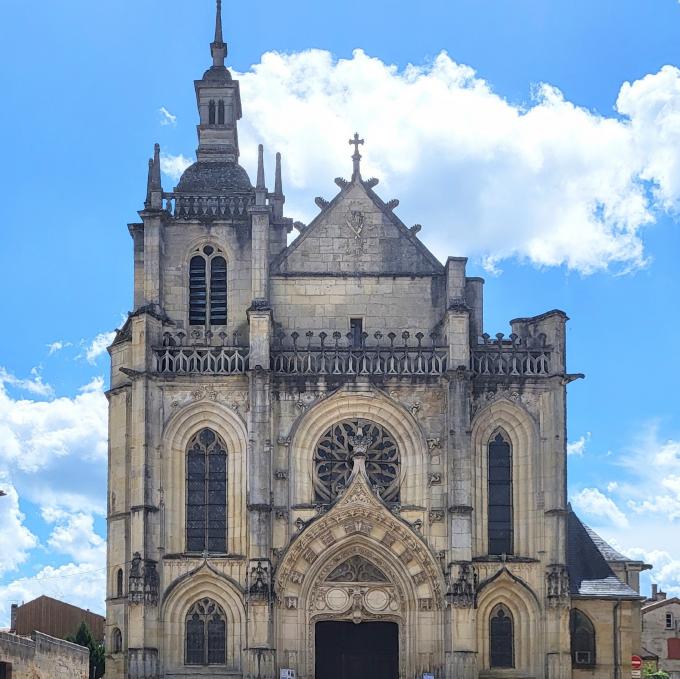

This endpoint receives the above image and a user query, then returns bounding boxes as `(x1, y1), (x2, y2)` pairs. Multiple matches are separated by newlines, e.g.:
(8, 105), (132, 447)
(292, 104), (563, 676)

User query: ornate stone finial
(151, 143), (162, 190)
(349, 132), (364, 181)
(145, 144), (163, 209)
(256, 144), (265, 190)
(348, 423), (373, 456)
(274, 152), (283, 196)
(211, 0), (227, 67)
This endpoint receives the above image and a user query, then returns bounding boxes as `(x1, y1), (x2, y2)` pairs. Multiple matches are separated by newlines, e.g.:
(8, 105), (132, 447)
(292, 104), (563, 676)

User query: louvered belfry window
(490, 607), (514, 668)
(186, 428), (227, 553)
(189, 246), (227, 326)
(488, 432), (513, 555)
(185, 598), (227, 666)
(210, 256), (227, 324)
(217, 100), (225, 125)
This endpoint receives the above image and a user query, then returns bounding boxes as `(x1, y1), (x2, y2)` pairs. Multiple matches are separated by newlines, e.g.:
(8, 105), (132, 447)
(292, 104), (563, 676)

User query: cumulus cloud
(567, 432), (591, 456)
(225, 50), (680, 273)
(0, 367), (53, 398)
(159, 106), (177, 126)
(0, 480), (38, 578)
(82, 331), (116, 365)
(160, 153), (193, 182)
(47, 341), (71, 356)
(571, 487), (630, 528)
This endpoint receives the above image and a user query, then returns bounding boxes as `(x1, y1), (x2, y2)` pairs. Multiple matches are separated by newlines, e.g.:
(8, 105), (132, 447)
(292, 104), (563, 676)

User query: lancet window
(571, 609), (596, 667)
(313, 419), (400, 503)
(116, 568), (123, 597)
(217, 100), (225, 125)
(208, 100), (216, 125)
(490, 606), (514, 668)
(188, 245), (228, 326)
(111, 627), (122, 653)
(185, 598), (227, 666)
(186, 428), (227, 553)
(488, 431), (513, 555)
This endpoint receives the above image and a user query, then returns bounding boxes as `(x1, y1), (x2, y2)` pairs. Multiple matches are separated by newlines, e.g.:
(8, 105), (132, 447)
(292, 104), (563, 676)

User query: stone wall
(0, 630), (89, 679)
(642, 601), (680, 679)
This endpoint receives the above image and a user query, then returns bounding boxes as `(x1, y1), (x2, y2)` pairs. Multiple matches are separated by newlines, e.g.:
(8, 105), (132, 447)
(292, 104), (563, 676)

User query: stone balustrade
(167, 192), (254, 219)
(471, 332), (552, 376)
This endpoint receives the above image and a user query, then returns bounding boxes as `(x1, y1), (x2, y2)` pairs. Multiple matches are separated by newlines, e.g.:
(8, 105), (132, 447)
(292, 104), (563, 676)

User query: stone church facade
(105, 4), (649, 678)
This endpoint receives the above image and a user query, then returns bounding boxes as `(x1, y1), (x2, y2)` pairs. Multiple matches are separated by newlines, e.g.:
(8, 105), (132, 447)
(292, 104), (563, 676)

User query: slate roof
(176, 161), (253, 194)
(567, 508), (640, 599)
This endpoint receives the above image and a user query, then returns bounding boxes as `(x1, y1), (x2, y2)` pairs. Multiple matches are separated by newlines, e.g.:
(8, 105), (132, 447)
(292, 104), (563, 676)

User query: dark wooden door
(315, 620), (399, 679)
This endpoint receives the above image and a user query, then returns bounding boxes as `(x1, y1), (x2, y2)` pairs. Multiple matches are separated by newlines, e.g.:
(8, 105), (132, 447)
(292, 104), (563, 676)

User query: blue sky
(0, 0), (679, 625)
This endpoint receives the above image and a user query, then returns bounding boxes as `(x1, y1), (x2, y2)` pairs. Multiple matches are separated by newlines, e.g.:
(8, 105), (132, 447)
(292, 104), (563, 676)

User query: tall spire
(211, 0), (227, 68)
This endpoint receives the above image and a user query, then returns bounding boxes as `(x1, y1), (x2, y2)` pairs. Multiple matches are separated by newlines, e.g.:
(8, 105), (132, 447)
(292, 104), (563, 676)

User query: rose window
(313, 419), (400, 503)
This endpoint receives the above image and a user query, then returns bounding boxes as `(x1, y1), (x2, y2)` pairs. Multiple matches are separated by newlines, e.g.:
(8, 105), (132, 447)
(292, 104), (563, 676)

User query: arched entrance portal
(315, 620), (399, 679)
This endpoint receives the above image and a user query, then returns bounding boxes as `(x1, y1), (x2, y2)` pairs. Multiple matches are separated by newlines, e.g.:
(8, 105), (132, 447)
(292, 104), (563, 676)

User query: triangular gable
(272, 179), (444, 276)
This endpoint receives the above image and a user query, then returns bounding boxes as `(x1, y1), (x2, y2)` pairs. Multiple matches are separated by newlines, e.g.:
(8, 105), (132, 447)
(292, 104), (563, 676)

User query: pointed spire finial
(211, 0), (227, 67)
(274, 152), (283, 196)
(256, 144), (265, 190)
(349, 132), (364, 181)
(151, 143), (162, 190)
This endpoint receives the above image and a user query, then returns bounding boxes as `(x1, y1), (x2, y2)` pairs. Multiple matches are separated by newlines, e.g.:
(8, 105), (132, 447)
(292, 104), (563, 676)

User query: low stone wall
(0, 630), (89, 679)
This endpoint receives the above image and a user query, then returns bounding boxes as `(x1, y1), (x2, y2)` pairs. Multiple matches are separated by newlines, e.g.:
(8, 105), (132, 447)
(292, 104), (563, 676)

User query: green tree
(642, 661), (669, 679)
(66, 621), (105, 679)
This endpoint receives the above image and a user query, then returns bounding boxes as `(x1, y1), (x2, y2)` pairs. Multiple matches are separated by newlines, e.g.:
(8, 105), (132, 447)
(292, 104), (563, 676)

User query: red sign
(631, 656), (643, 670)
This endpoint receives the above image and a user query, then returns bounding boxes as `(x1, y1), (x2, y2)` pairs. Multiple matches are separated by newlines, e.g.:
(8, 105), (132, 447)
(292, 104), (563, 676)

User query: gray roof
(567, 509), (640, 599)
(176, 161), (253, 194)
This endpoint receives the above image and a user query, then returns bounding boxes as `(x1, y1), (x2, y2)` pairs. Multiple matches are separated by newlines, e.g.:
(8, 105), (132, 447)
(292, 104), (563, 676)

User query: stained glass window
(571, 610), (596, 667)
(488, 432), (513, 555)
(185, 598), (226, 666)
(313, 420), (400, 503)
(186, 428), (227, 553)
(490, 606), (514, 668)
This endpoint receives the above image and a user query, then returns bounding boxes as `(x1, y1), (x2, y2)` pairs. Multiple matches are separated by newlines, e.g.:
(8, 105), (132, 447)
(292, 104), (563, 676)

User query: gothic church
(105, 4), (649, 678)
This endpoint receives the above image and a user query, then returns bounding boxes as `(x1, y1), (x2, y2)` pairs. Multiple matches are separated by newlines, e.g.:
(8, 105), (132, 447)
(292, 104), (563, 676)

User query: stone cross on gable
(349, 132), (365, 180)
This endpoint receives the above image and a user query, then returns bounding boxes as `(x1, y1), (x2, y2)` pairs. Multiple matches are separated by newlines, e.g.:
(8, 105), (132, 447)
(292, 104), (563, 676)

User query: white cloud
(83, 331), (116, 365)
(227, 50), (680, 273)
(42, 508), (106, 565)
(47, 341), (71, 356)
(0, 367), (53, 398)
(0, 480), (38, 578)
(568, 432), (591, 456)
(159, 106), (177, 126)
(160, 153), (193, 182)
(571, 487), (630, 528)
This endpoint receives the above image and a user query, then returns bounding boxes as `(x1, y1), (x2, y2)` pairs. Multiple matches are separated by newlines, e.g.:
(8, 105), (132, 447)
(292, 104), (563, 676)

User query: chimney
(10, 603), (17, 632)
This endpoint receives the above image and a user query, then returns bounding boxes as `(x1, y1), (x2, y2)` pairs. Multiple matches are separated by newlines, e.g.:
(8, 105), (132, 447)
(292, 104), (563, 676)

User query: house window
(0, 661), (12, 679)
(116, 568), (123, 598)
(490, 606), (514, 668)
(488, 432), (513, 555)
(189, 246), (228, 326)
(666, 612), (675, 630)
(185, 598), (226, 665)
(571, 609), (596, 667)
(313, 419), (400, 503)
(186, 428), (227, 553)
(112, 628), (122, 653)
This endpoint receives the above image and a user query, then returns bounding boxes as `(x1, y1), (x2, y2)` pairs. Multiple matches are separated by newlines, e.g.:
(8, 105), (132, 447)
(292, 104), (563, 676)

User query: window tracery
(185, 598), (226, 666)
(488, 431), (513, 555)
(186, 428), (227, 553)
(313, 419), (400, 503)
(188, 245), (228, 326)
(490, 605), (514, 668)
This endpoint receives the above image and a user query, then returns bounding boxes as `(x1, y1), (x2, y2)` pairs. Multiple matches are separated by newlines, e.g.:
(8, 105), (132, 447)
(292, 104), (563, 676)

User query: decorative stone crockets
(275, 453), (446, 617)
(446, 562), (478, 608)
(546, 564), (570, 607)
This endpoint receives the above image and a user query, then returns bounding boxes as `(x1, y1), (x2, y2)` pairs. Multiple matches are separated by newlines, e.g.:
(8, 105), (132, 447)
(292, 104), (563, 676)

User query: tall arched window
(185, 598), (226, 665)
(186, 428), (227, 553)
(571, 609), (596, 667)
(217, 100), (225, 125)
(188, 246), (228, 326)
(116, 568), (123, 598)
(313, 419), (400, 503)
(112, 627), (122, 653)
(488, 432), (513, 555)
(208, 100), (216, 125)
(490, 605), (514, 668)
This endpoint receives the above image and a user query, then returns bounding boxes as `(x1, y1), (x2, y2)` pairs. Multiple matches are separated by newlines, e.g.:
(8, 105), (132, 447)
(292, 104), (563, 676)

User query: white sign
(280, 670), (296, 679)
(632, 671), (641, 679)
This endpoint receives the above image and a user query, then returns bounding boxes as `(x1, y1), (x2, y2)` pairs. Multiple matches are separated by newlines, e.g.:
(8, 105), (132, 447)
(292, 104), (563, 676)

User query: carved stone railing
(154, 331), (249, 375)
(166, 192), (254, 219)
(271, 331), (448, 376)
(472, 333), (551, 377)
